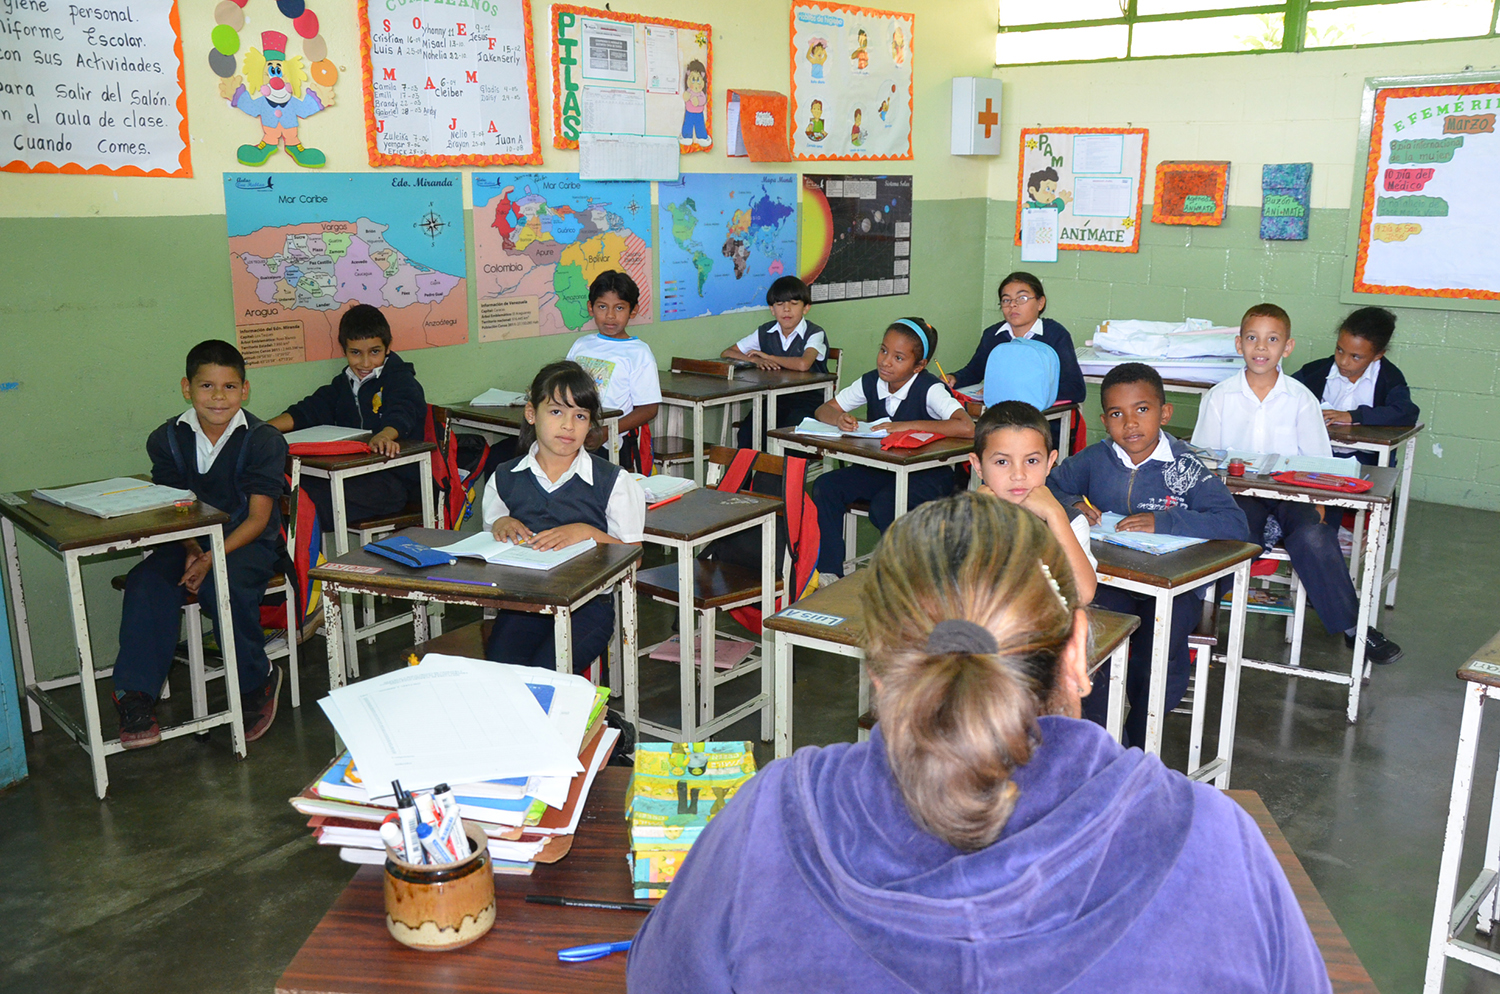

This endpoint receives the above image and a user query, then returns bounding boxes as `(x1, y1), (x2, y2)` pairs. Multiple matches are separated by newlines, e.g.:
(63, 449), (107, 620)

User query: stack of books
(626, 742), (757, 898)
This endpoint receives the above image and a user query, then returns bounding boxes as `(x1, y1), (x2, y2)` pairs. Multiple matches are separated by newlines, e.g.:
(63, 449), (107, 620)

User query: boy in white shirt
(1193, 303), (1400, 664)
(565, 270), (661, 472)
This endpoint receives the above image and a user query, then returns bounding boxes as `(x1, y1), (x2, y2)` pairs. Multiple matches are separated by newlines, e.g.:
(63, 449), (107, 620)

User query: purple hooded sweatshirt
(627, 717), (1330, 993)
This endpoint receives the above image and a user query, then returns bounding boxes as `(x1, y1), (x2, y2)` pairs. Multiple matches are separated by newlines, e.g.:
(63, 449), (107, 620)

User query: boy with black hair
(112, 340), (288, 748)
(268, 304), (426, 525)
(1047, 362), (1250, 748)
(566, 270), (661, 472)
(722, 275), (831, 449)
(1293, 306), (1419, 460)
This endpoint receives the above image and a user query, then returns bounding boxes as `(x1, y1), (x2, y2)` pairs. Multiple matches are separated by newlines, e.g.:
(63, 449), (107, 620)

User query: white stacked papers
(631, 473), (698, 502)
(1273, 455), (1362, 476)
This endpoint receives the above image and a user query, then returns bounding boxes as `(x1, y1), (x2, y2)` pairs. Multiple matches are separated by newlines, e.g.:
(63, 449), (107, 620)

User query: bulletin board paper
(790, 1), (913, 161)
(1351, 76), (1500, 303)
(359, 0), (541, 167)
(551, 5), (711, 153)
(0, 0), (190, 177)
(1014, 128), (1148, 254)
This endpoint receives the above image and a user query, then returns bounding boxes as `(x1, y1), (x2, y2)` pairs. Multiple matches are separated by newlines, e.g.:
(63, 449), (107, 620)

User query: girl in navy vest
(811, 318), (974, 581)
(722, 275), (831, 449)
(947, 272), (1087, 407)
(482, 360), (646, 672)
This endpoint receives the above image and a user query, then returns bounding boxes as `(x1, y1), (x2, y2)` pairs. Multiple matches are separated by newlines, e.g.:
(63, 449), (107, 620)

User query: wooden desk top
(659, 367), (836, 402)
(1458, 628), (1500, 688)
(1227, 465), (1398, 506)
(643, 489), (782, 543)
(766, 427), (974, 466)
(292, 438), (436, 471)
(1093, 539), (1263, 589)
(307, 528), (641, 608)
(0, 487), (230, 553)
(445, 405), (625, 430)
(1326, 421), (1423, 448)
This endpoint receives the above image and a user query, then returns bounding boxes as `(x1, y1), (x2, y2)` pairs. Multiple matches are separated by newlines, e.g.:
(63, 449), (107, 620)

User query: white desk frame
(661, 381), (838, 486)
(1334, 426), (1421, 609)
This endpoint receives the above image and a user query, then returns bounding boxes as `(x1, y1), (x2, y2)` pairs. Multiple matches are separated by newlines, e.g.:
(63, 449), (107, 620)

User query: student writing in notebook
(629, 494), (1330, 994)
(481, 361), (645, 673)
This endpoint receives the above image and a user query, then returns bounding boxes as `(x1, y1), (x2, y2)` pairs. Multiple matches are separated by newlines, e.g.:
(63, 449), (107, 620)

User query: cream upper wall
(0, 0), (996, 218)
(987, 37), (1500, 210)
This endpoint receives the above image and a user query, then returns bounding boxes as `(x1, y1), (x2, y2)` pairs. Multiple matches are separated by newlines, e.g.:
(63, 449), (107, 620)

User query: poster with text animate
(790, 0), (912, 161)
(1014, 127), (1148, 254)
(359, 0), (540, 166)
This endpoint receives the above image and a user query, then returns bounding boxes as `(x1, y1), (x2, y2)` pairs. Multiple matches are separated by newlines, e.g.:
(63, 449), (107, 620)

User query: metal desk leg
(206, 527), (247, 759)
(760, 514), (775, 742)
(1214, 562), (1251, 788)
(893, 468), (910, 519)
(325, 592), (348, 692)
(1105, 640), (1128, 742)
(856, 667), (870, 743)
(1387, 435), (1417, 608)
(331, 474), (360, 681)
(699, 607), (717, 727)
(1142, 589), (1173, 756)
(1346, 503), (1387, 723)
(63, 551), (110, 798)
(2, 519), (42, 732)
(554, 605), (573, 675)
(1423, 681), (1487, 993)
(773, 632), (792, 758)
(608, 418), (621, 465)
(692, 404), (706, 487)
(764, 392), (777, 444)
(619, 566), (637, 706)
(677, 548), (697, 741)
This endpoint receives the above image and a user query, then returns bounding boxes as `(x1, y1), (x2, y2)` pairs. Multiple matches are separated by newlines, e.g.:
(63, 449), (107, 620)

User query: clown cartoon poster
(213, 9), (339, 169)
(791, 1), (912, 161)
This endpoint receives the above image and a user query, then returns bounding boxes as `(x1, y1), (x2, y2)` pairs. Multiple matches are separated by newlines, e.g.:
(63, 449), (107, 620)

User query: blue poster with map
(658, 173), (799, 321)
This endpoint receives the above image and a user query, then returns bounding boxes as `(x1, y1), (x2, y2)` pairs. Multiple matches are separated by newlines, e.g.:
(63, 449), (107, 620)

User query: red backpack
(424, 405), (485, 530)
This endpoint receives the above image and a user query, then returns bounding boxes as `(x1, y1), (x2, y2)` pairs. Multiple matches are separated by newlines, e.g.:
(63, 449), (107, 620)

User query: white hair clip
(1038, 560), (1068, 611)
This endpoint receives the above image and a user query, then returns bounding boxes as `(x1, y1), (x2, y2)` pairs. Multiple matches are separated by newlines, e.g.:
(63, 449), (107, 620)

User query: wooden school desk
(765, 428), (973, 519)
(277, 769), (1377, 994)
(0, 489), (246, 798)
(1092, 538), (1260, 786)
(658, 364), (838, 484)
(445, 404), (624, 464)
(763, 568), (1141, 759)
(308, 528), (640, 695)
(1226, 466), (1397, 724)
(1327, 421), (1423, 608)
(637, 488), (781, 743)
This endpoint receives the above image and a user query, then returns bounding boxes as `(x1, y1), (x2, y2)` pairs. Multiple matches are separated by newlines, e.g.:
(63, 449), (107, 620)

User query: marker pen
(417, 822), (452, 864)
(379, 818), (408, 861)
(393, 780), (424, 865)
(432, 784), (470, 857)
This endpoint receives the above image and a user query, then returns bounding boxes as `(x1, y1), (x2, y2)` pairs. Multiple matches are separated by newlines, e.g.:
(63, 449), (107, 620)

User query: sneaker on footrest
(1345, 628), (1403, 665)
(114, 691), (161, 749)
(242, 666), (283, 742)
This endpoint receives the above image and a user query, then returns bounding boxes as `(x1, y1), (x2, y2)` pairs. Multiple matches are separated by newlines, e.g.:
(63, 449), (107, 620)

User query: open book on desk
(1090, 512), (1209, 556)
(441, 531), (597, 570)
(32, 478), (196, 518)
(793, 416), (891, 439)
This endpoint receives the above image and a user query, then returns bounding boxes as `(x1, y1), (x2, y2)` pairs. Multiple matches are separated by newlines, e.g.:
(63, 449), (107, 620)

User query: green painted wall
(982, 201), (1494, 509)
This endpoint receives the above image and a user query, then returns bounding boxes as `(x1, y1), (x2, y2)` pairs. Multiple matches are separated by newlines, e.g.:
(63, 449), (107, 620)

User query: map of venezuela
(659, 173), (798, 321)
(472, 173), (653, 342)
(224, 173), (469, 366)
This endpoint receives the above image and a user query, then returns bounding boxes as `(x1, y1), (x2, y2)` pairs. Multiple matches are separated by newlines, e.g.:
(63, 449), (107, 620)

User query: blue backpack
(983, 338), (1060, 410)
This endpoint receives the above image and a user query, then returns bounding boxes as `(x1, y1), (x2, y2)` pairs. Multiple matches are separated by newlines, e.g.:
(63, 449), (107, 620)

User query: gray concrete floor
(4, 499), (1500, 993)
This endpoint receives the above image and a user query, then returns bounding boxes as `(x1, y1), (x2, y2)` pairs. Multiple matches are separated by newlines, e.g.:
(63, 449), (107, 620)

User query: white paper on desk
(1021, 206), (1059, 263)
(441, 531), (597, 570)
(581, 86), (646, 135)
(1226, 450), (1280, 475)
(318, 656), (581, 795)
(470, 388), (527, 407)
(33, 477), (150, 505)
(282, 426), (369, 444)
(793, 416), (890, 438)
(630, 472), (697, 501)
(1273, 454), (1362, 476)
(1090, 512), (1208, 555)
(579, 133), (679, 181)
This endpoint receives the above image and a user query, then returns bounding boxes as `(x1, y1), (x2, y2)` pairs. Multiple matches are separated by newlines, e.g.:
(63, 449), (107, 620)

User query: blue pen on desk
(558, 940), (632, 962)
(426, 576), (499, 587)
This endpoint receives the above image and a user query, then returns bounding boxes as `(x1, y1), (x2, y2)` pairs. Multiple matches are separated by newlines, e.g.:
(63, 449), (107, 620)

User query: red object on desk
(1269, 471), (1372, 493)
(647, 493), (684, 511)
(880, 430), (940, 450)
(288, 441), (372, 456)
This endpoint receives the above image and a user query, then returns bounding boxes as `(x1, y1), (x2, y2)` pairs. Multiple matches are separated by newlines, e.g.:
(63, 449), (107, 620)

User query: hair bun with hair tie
(925, 619), (999, 656)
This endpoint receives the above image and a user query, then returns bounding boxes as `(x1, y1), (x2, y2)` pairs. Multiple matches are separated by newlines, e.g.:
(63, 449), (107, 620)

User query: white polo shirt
(178, 409), (249, 473)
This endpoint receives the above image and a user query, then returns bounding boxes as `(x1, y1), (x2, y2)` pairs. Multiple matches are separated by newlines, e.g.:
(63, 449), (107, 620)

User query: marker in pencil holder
(383, 821), (494, 951)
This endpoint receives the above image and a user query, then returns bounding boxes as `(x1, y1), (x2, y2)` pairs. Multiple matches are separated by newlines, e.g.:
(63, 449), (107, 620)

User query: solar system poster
(799, 174), (912, 301)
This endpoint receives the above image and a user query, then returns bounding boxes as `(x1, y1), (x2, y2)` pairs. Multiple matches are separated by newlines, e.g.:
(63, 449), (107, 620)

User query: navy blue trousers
(1236, 495), (1357, 635)
(736, 390), (824, 451)
(812, 465), (956, 575)
(1086, 586), (1204, 750)
(113, 542), (275, 698)
(484, 595), (615, 675)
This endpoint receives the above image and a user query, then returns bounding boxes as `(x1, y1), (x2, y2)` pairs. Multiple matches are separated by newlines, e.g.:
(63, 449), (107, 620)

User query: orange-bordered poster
(1, 0), (190, 177)
(789, 0), (913, 162)
(359, 0), (541, 167)
(1152, 161), (1229, 226)
(1014, 127), (1148, 254)
(550, 5), (712, 154)
(1353, 79), (1500, 301)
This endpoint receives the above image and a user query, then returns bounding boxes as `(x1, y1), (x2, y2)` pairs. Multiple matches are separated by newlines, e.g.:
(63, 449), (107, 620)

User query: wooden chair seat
(350, 503), (425, 533)
(636, 560), (783, 610)
(846, 498), (871, 513)
(653, 436), (694, 464)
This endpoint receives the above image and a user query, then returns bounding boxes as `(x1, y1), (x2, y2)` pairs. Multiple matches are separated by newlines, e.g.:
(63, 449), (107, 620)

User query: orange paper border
(549, 5), (712, 153)
(1151, 160), (1229, 226)
(359, 0), (543, 167)
(2, 0), (191, 177)
(788, 0), (914, 163)
(1353, 82), (1500, 301)
(1013, 127), (1148, 254)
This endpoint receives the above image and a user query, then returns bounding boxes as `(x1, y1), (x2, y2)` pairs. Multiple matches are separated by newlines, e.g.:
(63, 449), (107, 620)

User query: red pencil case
(288, 441), (372, 456)
(880, 430), (941, 450)
(1269, 471), (1372, 493)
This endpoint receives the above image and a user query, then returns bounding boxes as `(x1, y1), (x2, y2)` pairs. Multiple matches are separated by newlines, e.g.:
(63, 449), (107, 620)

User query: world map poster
(472, 172), (653, 341)
(224, 173), (469, 366)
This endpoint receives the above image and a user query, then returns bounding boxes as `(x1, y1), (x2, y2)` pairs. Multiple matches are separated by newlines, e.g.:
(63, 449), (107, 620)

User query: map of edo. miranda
(224, 173), (469, 366)
(472, 173), (652, 342)
(658, 173), (799, 321)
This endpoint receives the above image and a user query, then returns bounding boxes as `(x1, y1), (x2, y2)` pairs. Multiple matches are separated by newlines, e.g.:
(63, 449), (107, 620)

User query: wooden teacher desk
(276, 769), (1377, 994)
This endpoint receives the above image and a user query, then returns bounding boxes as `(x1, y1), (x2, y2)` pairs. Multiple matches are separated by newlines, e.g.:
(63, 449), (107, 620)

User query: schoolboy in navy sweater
(1293, 306), (1419, 466)
(269, 304), (426, 526)
(723, 275), (831, 449)
(1047, 362), (1249, 748)
(113, 340), (288, 749)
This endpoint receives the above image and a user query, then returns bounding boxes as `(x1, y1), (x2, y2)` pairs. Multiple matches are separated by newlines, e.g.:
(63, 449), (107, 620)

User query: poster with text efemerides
(1014, 128), (1148, 254)
(1353, 81), (1500, 301)
(790, 1), (913, 161)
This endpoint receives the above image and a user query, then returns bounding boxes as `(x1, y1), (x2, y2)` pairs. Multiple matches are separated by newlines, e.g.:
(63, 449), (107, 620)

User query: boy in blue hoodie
(1047, 362), (1250, 748)
(268, 304), (426, 526)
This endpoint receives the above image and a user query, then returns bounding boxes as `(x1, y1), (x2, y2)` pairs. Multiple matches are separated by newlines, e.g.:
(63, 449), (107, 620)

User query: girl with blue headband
(809, 317), (974, 585)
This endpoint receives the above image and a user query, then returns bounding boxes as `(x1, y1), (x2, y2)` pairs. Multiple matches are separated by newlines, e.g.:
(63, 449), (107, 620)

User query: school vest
(860, 369), (943, 422)
(491, 455), (619, 533)
(756, 320), (828, 373)
(165, 417), (274, 532)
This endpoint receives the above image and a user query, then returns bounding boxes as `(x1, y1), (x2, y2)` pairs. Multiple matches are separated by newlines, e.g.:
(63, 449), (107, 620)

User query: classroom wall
(983, 38), (1500, 510)
(0, 0), (996, 677)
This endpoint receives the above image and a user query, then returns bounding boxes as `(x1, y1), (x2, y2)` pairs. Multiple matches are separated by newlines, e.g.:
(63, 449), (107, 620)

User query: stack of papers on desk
(470, 388), (527, 407)
(631, 473), (698, 502)
(793, 416), (891, 438)
(440, 531), (596, 570)
(282, 426), (368, 444)
(32, 478), (196, 518)
(1090, 512), (1209, 555)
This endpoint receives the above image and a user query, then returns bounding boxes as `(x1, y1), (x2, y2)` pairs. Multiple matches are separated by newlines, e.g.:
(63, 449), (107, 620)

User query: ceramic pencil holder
(383, 821), (495, 952)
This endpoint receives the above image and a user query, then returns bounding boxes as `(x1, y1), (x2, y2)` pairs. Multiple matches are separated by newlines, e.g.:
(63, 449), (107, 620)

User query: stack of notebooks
(626, 742), (757, 899)
(291, 654), (619, 874)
